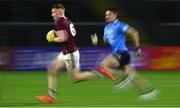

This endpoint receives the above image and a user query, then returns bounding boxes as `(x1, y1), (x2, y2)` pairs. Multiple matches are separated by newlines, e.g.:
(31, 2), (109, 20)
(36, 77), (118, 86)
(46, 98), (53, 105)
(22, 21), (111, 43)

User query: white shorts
(57, 50), (80, 70)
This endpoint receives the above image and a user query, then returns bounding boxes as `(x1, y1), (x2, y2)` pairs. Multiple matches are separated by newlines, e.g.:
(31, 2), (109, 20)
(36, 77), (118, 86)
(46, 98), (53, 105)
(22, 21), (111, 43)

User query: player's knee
(47, 65), (53, 72)
(71, 77), (80, 83)
(47, 65), (58, 74)
(123, 66), (135, 76)
(100, 62), (109, 68)
(71, 74), (82, 83)
(124, 70), (135, 76)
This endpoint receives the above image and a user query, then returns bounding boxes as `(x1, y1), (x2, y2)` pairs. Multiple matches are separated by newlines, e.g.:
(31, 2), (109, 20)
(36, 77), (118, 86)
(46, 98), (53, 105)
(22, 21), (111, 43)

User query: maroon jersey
(54, 17), (78, 52)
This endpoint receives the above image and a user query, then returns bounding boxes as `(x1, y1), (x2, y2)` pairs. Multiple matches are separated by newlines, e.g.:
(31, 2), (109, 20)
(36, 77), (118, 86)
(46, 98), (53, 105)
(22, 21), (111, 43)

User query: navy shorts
(113, 51), (131, 68)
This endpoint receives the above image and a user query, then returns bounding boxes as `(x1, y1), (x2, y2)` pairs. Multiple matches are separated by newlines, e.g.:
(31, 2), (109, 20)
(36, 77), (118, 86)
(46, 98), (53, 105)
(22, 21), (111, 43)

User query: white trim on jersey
(122, 25), (129, 33)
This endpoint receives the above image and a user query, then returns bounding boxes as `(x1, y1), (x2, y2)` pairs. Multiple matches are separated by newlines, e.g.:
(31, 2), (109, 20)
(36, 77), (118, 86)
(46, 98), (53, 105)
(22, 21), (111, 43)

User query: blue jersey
(104, 19), (129, 53)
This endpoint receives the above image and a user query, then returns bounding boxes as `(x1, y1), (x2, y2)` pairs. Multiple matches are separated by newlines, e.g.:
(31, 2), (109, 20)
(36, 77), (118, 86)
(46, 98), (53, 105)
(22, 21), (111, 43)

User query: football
(46, 30), (56, 42)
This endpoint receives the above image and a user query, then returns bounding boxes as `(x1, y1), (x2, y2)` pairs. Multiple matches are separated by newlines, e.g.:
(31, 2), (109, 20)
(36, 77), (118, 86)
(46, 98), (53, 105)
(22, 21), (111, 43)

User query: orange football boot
(36, 95), (56, 103)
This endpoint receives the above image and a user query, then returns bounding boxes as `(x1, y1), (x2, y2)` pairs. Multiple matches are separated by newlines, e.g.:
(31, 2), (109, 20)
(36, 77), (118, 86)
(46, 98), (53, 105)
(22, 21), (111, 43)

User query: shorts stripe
(70, 53), (75, 69)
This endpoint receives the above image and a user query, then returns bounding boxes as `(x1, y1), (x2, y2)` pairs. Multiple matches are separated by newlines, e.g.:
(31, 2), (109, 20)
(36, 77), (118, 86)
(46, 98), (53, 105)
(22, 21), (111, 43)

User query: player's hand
(46, 30), (56, 42)
(135, 47), (141, 57)
(90, 33), (98, 46)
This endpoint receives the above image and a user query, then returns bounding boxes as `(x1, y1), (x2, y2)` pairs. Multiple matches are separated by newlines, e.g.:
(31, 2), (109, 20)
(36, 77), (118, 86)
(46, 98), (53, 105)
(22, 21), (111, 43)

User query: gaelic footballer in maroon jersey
(36, 3), (100, 103)
(54, 17), (78, 52)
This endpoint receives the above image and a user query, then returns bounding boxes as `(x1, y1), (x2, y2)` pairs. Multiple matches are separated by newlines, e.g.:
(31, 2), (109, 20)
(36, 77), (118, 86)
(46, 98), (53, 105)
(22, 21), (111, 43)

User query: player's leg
(122, 65), (159, 100)
(97, 53), (119, 80)
(36, 52), (66, 103)
(113, 51), (158, 98)
(70, 67), (98, 82)
(113, 51), (139, 90)
(66, 50), (98, 82)
(100, 53), (119, 74)
(47, 58), (65, 98)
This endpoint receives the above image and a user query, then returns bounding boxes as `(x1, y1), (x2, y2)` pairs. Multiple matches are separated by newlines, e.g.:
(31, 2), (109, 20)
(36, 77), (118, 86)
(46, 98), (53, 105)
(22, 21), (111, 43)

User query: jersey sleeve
(55, 18), (67, 30)
(119, 22), (129, 33)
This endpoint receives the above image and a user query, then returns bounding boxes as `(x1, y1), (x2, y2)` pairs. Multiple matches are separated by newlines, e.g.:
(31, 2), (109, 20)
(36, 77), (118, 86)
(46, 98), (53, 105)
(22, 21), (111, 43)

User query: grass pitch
(0, 71), (180, 107)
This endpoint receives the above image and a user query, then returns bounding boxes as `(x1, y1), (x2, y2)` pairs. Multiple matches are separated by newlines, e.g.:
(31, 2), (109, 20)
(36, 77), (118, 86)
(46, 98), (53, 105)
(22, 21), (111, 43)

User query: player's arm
(46, 18), (69, 43)
(46, 30), (68, 43)
(126, 27), (140, 48)
(126, 26), (141, 56)
(54, 30), (68, 42)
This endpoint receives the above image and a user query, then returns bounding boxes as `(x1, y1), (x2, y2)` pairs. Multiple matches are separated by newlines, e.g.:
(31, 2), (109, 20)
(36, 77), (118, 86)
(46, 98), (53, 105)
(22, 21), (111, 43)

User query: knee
(47, 65), (58, 75)
(100, 62), (109, 68)
(123, 66), (135, 76)
(70, 73), (82, 83)
(124, 70), (135, 76)
(71, 75), (81, 83)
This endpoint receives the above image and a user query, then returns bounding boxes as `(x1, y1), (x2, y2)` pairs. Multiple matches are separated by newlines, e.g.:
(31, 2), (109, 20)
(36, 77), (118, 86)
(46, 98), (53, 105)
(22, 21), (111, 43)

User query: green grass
(0, 71), (180, 107)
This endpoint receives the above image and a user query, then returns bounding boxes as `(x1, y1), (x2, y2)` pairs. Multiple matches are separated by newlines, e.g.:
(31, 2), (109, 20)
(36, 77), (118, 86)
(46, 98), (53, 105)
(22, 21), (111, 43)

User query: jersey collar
(113, 19), (119, 25)
(107, 19), (118, 27)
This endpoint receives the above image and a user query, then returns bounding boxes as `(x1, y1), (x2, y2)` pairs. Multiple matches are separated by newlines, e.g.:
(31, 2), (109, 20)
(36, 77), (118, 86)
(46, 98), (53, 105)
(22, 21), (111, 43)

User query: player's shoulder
(55, 17), (71, 28)
(115, 20), (129, 30)
(116, 20), (127, 26)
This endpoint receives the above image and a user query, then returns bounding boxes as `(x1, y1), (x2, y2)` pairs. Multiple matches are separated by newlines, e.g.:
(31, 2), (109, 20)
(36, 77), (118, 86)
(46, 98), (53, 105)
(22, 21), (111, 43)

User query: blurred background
(0, 0), (180, 107)
(0, 0), (180, 70)
(0, 0), (180, 46)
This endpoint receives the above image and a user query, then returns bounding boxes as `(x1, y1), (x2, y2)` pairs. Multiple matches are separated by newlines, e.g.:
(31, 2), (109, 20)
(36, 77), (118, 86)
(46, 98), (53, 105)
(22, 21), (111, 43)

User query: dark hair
(52, 3), (65, 10)
(106, 8), (119, 15)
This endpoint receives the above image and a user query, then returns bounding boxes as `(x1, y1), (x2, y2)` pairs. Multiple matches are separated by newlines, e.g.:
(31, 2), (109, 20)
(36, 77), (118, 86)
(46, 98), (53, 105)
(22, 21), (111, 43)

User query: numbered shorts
(57, 50), (80, 70)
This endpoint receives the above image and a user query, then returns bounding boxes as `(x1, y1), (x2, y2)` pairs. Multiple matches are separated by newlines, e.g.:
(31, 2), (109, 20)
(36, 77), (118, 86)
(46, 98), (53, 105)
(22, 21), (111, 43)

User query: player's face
(51, 8), (63, 20)
(105, 11), (117, 23)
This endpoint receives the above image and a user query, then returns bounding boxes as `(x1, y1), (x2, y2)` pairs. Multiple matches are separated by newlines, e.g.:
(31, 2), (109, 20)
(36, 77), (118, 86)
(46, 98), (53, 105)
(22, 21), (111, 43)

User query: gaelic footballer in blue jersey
(95, 8), (159, 100)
